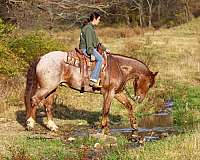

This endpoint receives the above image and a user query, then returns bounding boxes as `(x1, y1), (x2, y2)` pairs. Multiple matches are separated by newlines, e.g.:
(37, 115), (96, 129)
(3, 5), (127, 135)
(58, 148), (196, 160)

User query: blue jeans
(81, 48), (103, 81)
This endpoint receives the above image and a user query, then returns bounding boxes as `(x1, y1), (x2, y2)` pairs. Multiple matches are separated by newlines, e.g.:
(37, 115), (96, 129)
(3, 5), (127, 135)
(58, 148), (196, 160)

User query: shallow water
(71, 112), (175, 143)
(111, 112), (175, 142)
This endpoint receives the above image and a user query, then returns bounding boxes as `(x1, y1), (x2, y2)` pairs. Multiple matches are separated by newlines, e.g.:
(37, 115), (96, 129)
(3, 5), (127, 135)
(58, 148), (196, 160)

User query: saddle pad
(64, 51), (107, 71)
(64, 51), (80, 67)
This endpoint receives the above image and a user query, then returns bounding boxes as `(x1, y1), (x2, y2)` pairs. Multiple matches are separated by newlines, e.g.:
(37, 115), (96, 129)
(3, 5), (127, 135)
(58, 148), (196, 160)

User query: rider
(79, 12), (110, 88)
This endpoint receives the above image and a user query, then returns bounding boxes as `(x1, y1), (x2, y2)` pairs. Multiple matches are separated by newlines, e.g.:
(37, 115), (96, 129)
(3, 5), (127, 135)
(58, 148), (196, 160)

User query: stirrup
(89, 79), (102, 88)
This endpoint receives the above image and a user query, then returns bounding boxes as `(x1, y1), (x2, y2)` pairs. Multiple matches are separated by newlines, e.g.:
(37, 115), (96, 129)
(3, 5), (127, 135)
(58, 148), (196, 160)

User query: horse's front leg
(44, 92), (58, 131)
(115, 92), (138, 130)
(101, 89), (115, 134)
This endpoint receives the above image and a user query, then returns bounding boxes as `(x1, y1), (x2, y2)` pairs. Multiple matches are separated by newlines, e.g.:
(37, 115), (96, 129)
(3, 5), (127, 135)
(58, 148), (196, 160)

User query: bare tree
(182, 0), (192, 22)
(131, 0), (145, 27)
(145, 0), (155, 27)
(3, 0), (198, 29)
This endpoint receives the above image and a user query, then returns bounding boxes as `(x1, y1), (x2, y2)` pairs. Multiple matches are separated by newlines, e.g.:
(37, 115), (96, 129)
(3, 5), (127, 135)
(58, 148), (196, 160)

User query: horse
(24, 49), (158, 133)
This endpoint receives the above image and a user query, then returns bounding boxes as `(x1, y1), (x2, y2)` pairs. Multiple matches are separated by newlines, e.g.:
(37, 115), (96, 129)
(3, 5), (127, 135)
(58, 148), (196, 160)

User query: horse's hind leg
(43, 92), (58, 131)
(26, 87), (57, 130)
(115, 92), (138, 130)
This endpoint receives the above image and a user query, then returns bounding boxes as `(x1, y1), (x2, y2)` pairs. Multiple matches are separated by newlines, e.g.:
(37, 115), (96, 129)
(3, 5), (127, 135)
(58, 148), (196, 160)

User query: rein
(124, 85), (136, 102)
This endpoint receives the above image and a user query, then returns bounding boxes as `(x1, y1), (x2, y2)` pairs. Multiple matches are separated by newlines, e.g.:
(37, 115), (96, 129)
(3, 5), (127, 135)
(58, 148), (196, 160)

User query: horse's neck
(112, 55), (149, 80)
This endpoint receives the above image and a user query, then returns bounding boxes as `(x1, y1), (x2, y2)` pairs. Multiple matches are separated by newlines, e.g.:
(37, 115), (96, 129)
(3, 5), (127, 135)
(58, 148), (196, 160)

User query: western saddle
(64, 43), (108, 92)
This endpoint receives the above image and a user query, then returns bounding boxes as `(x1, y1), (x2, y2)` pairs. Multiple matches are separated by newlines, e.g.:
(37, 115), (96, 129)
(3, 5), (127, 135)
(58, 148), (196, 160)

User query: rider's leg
(90, 48), (103, 83)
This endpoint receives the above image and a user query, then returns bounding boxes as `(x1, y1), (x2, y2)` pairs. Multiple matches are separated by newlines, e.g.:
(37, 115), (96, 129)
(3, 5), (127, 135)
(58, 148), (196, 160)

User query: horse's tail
(24, 58), (40, 119)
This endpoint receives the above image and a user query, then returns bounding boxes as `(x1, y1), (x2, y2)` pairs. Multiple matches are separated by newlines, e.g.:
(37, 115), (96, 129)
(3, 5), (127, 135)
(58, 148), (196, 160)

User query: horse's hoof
(26, 125), (34, 131)
(26, 117), (35, 131)
(47, 120), (59, 132)
(132, 123), (138, 130)
(50, 126), (59, 132)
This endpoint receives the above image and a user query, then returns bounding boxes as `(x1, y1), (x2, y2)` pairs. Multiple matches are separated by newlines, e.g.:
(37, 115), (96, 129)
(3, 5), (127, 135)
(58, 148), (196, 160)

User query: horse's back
(36, 51), (67, 87)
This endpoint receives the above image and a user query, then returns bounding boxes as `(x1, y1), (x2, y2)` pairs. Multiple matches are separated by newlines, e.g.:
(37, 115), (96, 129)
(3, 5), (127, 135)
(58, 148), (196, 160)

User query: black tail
(24, 58), (40, 119)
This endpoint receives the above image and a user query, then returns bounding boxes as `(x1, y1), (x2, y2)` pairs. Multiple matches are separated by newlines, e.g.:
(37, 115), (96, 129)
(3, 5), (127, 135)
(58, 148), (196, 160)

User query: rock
(160, 132), (169, 138)
(68, 137), (75, 141)
(94, 143), (102, 149)
(90, 133), (117, 148)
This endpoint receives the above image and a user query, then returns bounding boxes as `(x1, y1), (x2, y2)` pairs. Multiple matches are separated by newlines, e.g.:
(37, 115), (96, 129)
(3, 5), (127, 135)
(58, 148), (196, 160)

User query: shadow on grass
(15, 104), (121, 129)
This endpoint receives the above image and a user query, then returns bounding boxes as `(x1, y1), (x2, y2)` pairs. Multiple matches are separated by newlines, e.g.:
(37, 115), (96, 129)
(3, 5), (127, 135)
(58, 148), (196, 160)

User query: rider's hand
(105, 49), (110, 54)
(90, 54), (95, 61)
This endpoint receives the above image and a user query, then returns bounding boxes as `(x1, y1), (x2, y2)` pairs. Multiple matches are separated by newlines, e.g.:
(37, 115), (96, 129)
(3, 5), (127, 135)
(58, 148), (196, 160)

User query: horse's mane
(111, 54), (151, 75)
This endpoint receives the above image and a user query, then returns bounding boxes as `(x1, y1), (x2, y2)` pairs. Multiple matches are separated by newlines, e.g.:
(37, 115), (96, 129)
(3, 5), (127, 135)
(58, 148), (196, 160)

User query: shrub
(0, 43), (26, 76)
(8, 31), (68, 63)
(0, 18), (15, 38)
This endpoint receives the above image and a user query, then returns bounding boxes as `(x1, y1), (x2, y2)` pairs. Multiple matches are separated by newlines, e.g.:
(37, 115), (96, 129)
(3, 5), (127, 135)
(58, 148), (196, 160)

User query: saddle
(64, 44), (108, 91)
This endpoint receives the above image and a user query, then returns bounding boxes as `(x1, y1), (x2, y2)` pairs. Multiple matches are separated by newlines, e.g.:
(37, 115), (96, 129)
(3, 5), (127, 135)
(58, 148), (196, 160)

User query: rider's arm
(97, 37), (107, 51)
(85, 27), (94, 56)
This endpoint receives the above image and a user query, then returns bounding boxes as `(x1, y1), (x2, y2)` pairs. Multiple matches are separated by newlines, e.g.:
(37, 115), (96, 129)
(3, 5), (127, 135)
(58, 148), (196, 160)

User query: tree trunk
(158, 0), (161, 21)
(184, 0), (191, 22)
(146, 0), (153, 27)
(139, 7), (143, 27)
(125, 14), (131, 26)
(149, 5), (152, 27)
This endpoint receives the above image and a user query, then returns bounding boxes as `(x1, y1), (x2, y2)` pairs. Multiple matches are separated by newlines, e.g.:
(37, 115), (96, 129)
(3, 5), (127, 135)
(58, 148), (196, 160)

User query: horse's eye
(149, 82), (153, 88)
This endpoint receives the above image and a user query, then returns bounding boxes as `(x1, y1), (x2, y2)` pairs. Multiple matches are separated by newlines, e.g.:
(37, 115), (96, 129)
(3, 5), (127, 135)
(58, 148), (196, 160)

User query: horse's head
(133, 71), (158, 103)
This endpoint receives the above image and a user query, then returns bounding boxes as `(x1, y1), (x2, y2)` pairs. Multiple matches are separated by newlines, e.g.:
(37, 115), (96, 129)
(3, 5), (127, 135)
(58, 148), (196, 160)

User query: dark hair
(82, 18), (89, 26)
(89, 12), (100, 22)
(82, 12), (100, 27)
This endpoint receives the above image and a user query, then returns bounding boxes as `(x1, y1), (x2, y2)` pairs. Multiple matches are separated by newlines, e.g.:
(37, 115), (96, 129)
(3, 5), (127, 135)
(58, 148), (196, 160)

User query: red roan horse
(24, 49), (157, 133)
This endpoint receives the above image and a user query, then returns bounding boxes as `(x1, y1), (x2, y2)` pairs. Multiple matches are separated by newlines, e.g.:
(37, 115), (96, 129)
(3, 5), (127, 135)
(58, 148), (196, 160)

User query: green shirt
(79, 22), (106, 55)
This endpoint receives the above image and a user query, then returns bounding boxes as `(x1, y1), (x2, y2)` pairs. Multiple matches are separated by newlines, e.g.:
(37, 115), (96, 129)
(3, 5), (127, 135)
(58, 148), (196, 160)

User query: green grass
(171, 83), (200, 127)
(4, 128), (199, 160)
(5, 138), (73, 160)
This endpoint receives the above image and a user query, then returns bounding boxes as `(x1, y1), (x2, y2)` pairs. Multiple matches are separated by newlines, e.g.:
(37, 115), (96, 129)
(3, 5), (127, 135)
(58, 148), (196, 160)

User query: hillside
(0, 17), (199, 159)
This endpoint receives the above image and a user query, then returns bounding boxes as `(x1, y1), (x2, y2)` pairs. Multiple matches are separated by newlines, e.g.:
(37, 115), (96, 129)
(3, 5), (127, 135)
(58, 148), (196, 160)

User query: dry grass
(97, 27), (144, 39)
(103, 18), (200, 84)
(0, 76), (25, 119)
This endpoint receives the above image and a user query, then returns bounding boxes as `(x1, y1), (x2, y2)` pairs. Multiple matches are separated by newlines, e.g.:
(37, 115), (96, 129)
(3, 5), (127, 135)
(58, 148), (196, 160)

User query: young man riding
(79, 12), (110, 88)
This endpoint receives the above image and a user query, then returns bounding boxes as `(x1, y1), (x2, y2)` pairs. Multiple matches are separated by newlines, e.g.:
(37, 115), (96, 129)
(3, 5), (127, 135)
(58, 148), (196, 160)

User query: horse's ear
(153, 72), (158, 77)
(151, 71), (158, 78)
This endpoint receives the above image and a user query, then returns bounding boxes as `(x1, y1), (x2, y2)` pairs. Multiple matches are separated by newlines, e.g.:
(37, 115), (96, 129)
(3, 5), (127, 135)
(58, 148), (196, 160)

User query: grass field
(0, 18), (200, 159)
